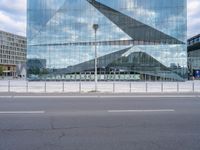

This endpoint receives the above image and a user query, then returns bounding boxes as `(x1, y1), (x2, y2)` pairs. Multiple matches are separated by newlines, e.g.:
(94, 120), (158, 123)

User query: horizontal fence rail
(0, 80), (200, 93)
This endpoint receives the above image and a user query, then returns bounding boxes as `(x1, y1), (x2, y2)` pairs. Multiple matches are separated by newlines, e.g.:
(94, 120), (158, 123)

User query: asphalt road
(0, 96), (200, 150)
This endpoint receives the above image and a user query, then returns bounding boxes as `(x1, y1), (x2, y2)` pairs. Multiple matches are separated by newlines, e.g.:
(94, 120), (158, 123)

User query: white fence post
(79, 82), (81, 93)
(145, 82), (148, 93)
(44, 81), (47, 93)
(113, 82), (115, 93)
(62, 82), (65, 93)
(161, 82), (164, 93)
(192, 81), (195, 93)
(177, 82), (179, 93)
(26, 81), (28, 93)
(8, 80), (10, 93)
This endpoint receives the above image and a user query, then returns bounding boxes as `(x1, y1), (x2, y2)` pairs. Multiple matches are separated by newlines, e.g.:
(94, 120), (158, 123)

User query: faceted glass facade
(27, 0), (187, 81)
(188, 35), (200, 79)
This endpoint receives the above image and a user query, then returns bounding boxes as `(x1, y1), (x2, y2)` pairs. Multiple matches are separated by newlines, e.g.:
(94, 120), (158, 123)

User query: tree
(42, 69), (48, 74)
(0, 66), (3, 76)
(28, 67), (40, 75)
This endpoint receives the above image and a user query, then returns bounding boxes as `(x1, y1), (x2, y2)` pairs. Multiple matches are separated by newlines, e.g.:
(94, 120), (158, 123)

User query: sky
(0, 0), (199, 38)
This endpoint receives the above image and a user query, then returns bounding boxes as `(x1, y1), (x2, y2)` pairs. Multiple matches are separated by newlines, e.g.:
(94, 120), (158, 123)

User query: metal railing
(0, 80), (200, 93)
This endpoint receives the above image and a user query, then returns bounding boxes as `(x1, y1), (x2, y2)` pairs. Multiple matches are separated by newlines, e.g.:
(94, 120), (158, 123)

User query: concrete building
(0, 30), (26, 78)
(188, 34), (200, 79)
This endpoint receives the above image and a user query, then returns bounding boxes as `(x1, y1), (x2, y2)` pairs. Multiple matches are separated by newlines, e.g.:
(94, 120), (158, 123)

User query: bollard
(129, 82), (132, 93)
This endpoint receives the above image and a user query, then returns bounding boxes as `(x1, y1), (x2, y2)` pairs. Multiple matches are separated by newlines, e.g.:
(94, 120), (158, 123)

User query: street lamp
(93, 24), (99, 91)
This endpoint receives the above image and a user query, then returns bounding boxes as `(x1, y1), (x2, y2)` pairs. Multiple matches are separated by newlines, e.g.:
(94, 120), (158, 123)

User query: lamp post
(93, 24), (99, 92)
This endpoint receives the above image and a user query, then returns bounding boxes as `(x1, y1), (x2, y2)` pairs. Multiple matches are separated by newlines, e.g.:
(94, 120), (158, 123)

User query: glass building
(188, 34), (200, 79)
(27, 0), (187, 81)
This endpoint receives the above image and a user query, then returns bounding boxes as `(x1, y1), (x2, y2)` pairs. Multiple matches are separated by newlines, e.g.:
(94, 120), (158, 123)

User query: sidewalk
(0, 92), (200, 98)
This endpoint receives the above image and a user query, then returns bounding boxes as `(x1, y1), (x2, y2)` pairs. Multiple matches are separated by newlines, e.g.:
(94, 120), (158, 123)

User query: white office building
(0, 30), (26, 78)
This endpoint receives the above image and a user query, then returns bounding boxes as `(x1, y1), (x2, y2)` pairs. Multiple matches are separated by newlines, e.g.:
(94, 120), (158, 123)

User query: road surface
(0, 95), (200, 150)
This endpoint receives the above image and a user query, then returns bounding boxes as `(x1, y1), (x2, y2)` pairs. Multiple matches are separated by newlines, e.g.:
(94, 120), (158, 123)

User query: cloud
(0, 0), (26, 36)
(0, 0), (199, 38)
(187, 0), (200, 38)
(0, 11), (26, 36)
(0, 0), (26, 14)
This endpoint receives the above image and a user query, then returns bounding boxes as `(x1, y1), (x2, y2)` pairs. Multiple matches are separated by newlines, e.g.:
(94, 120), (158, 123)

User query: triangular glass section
(28, 0), (66, 42)
(87, 0), (184, 44)
(30, 0), (133, 68)
(31, 0), (131, 45)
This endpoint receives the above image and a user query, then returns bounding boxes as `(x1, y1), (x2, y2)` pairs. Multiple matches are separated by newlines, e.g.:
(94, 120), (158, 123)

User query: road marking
(108, 109), (175, 113)
(0, 96), (13, 98)
(15, 96), (99, 98)
(0, 111), (45, 114)
(101, 95), (198, 98)
(0, 96), (99, 99)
